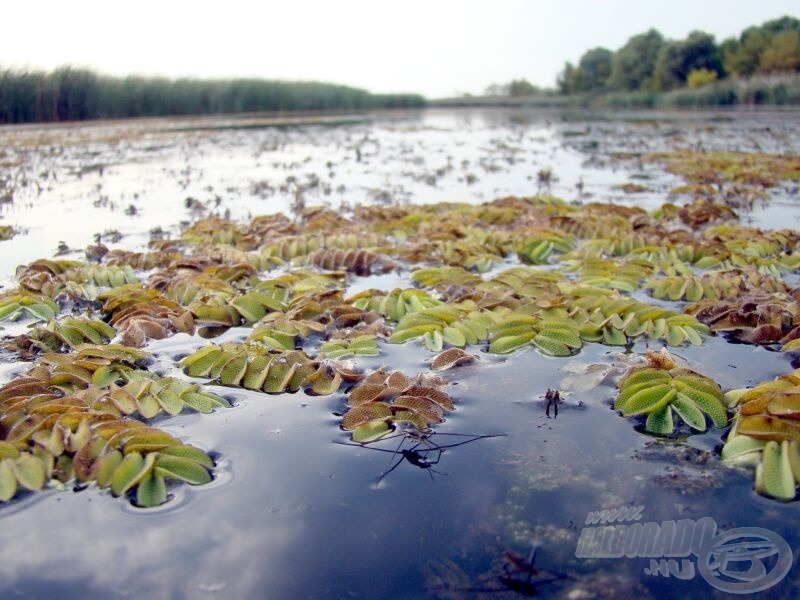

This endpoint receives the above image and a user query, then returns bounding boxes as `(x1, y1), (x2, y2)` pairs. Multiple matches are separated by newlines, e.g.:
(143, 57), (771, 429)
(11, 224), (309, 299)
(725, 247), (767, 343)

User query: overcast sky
(1, 1), (796, 97)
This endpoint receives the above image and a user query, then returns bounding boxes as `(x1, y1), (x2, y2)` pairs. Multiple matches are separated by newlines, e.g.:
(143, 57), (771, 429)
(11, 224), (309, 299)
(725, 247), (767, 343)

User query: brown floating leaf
(341, 403), (393, 430)
(402, 386), (455, 411)
(430, 348), (477, 371)
(767, 393), (800, 419)
(308, 248), (395, 276)
(738, 415), (800, 442)
(347, 384), (394, 407)
(385, 371), (412, 389)
(392, 396), (444, 424)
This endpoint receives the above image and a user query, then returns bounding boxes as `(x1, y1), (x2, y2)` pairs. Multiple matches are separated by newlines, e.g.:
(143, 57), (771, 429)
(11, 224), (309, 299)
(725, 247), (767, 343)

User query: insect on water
(544, 388), (560, 418)
(466, 544), (571, 596)
(335, 428), (504, 484)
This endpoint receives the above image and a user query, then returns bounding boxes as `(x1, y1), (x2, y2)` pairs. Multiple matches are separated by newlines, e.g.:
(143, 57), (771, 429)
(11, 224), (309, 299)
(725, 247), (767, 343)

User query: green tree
(558, 48), (613, 94)
(609, 29), (665, 91)
(508, 79), (538, 96)
(758, 30), (800, 73)
(760, 15), (800, 36)
(653, 31), (724, 90)
(557, 62), (581, 94)
(721, 17), (800, 76)
(577, 47), (613, 92)
(723, 28), (770, 76)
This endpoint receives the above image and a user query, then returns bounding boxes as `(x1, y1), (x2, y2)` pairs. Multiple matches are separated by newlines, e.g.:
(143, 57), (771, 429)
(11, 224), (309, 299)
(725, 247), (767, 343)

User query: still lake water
(1, 108), (800, 598)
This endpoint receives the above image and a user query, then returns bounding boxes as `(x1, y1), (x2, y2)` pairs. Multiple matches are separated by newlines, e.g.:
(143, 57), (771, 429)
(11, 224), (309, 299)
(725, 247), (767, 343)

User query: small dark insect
(466, 545), (570, 596)
(544, 388), (560, 418)
(335, 429), (504, 484)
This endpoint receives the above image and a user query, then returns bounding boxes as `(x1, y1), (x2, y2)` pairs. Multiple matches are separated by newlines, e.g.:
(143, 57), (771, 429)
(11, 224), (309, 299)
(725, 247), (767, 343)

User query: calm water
(1, 108), (800, 599)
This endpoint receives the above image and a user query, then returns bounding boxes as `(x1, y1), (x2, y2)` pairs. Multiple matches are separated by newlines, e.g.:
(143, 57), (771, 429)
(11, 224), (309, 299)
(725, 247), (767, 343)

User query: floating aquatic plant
(0, 353), (223, 506)
(389, 304), (500, 352)
(319, 335), (379, 360)
(244, 233), (384, 268)
(350, 288), (441, 322)
(516, 231), (573, 265)
(0, 292), (59, 322)
(308, 247), (395, 276)
(2, 181), (800, 510)
(9, 317), (116, 356)
(16, 259), (139, 298)
(565, 257), (653, 293)
(0, 225), (16, 241)
(411, 267), (481, 290)
(723, 368), (800, 501)
(341, 371), (455, 442)
(429, 348), (477, 371)
(181, 343), (344, 395)
(686, 292), (799, 346)
(246, 317), (320, 351)
(569, 292), (709, 347)
(614, 366), (727, 435)
(648, 267), (788, 303)
(646, 150), (800, 189)
(99, 285), (195, 347)
(488, 312), (582, 357)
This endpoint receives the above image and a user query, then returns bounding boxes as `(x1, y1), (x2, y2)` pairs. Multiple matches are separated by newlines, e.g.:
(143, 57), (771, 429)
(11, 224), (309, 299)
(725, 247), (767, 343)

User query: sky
(0, 1), (797, 98)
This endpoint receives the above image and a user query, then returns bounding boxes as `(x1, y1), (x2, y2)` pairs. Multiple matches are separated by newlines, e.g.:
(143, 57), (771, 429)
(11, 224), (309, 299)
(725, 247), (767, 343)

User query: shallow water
(1, 108), (800, 599)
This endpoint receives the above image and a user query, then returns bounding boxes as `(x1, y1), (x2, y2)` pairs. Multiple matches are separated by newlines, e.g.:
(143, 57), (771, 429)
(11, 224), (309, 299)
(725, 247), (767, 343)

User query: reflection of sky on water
(0, 340), (798, 597)
(3, 108), (799, 283)
(0, 381), (508, 599)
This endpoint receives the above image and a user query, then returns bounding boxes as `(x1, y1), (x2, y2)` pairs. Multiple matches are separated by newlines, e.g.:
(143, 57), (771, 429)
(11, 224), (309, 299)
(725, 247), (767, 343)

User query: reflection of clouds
(0, 398), (320, 598)
(0, 456), (304, 599)
(0, 389), (507, 598)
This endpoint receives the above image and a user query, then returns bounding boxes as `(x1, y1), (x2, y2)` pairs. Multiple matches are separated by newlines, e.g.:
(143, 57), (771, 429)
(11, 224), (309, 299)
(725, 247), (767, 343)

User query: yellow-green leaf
(10, 454), (46, 491)
(622, 384), (675, 417)
(760, 441), (795, 501)
(645, 404), (674, 435)
(136, 472), (167, 507)
(154, 455), (212, 485)
(0, 461), (17, 501)
(111, 452), (152, 497)
(352, 419), (393, 443)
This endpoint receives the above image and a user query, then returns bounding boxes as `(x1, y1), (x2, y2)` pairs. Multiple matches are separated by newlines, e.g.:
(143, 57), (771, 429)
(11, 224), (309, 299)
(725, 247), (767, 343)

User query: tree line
(558, 16), (800, 94)
(0, 68), (426, 124)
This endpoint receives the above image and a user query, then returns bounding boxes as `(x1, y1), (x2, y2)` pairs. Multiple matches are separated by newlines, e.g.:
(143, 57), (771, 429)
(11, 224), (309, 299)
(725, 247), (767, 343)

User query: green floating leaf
(351, 420), (393, 443)
(645, 404), (674, 435)
(0, 461), (18, 501)
(136, 472), (167, 507)
(10, 453), (46, 491)
(154, 455), (212, 485)
(671, 395), (707, 431)
(673, 384), (727, 428)
(532, 333), (571, 357)
(622, 384), (675, 417)
(111, 452), (152, 497)
(96, 450), (124, 489)
(181, 392), (215, 414)
(758, 441), (795, 501)
(183, 346), (223, 378)
(615, 364), (726, 436)
(488, 333), (534, 354)
(622, 368), (672, 388)
(721, 435), (766, 463)
(158, 445), (214, 469)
